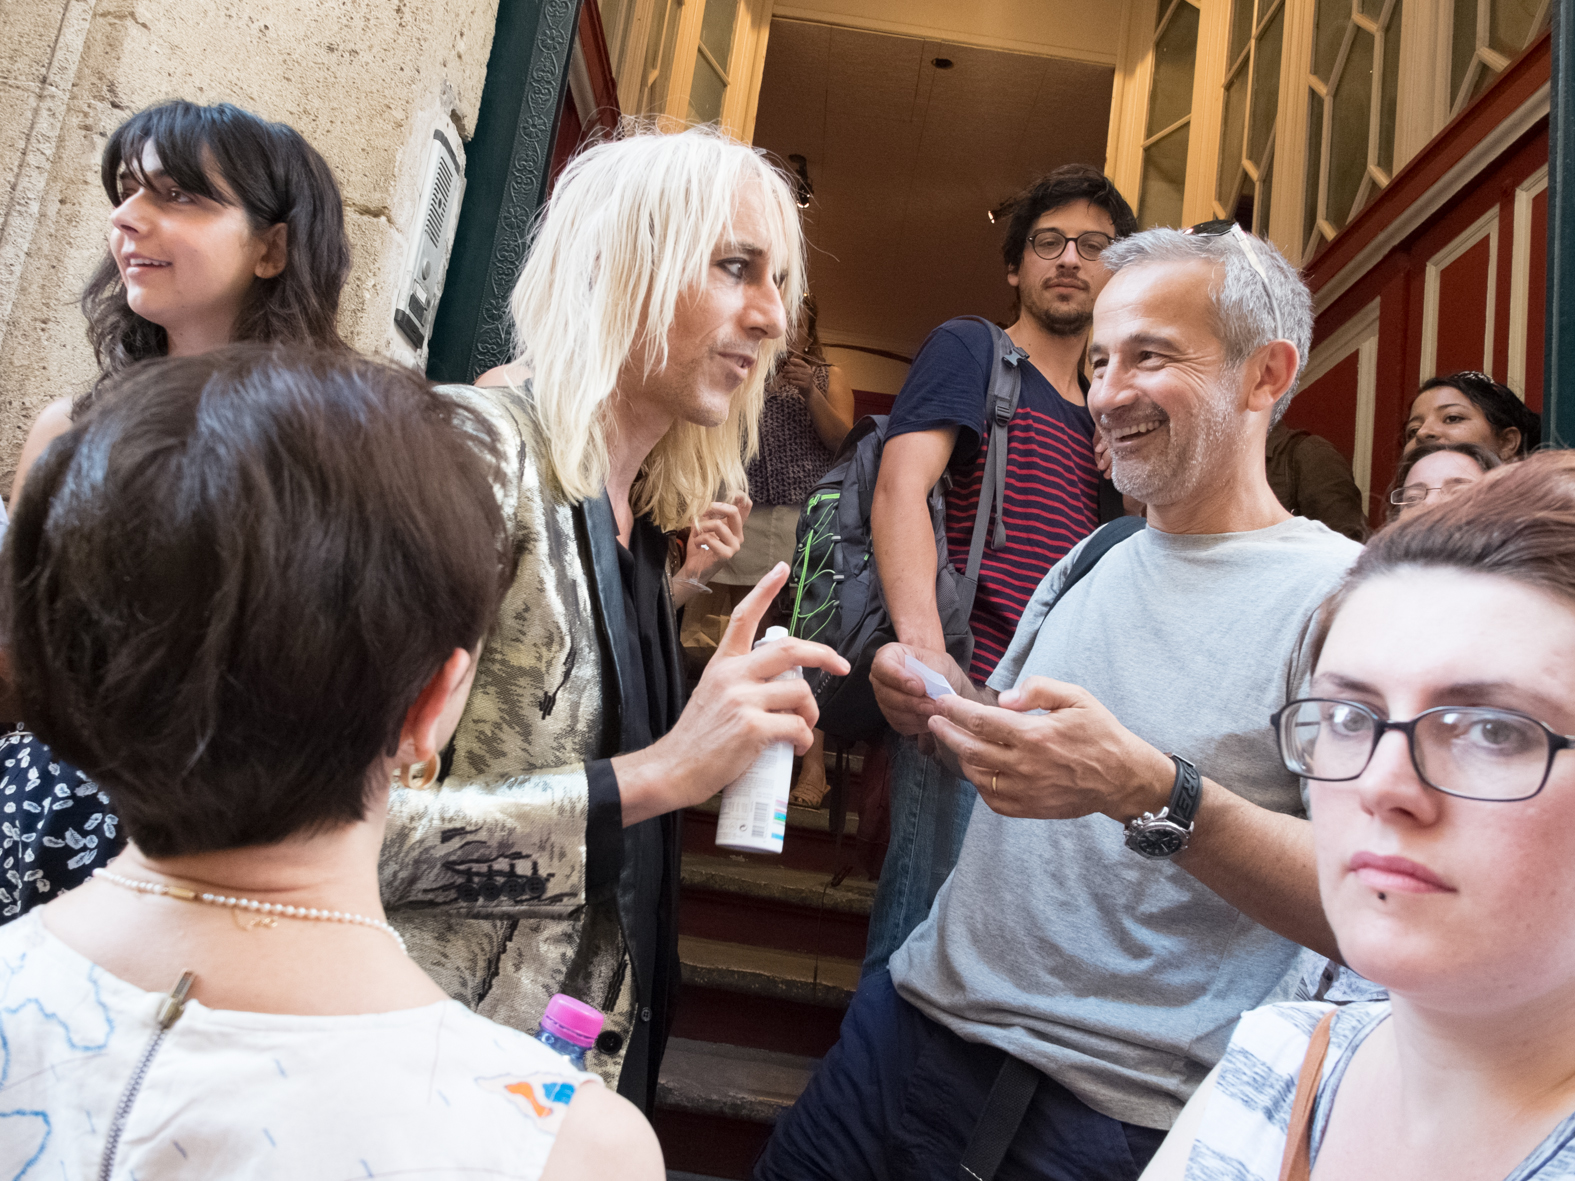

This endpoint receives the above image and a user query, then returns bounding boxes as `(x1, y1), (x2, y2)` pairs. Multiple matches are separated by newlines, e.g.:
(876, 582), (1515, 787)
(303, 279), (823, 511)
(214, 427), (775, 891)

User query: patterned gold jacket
(378, 383), (682, 1090)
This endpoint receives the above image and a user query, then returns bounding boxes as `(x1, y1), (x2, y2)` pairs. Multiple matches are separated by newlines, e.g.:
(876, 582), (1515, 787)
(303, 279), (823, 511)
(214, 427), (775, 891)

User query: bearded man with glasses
(862, 165), (1138, 976)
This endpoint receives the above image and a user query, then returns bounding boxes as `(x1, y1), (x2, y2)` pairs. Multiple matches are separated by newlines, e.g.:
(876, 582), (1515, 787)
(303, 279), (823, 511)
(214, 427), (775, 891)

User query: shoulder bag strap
(963, 321), (1028, 597)
(1279, 1009), (1338, 1181)
(957, 1053), (1040, 1181)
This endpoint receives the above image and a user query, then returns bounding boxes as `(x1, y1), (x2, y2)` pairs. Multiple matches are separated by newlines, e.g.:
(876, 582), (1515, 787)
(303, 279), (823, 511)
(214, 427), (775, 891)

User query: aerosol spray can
(715, 625), (800, 854)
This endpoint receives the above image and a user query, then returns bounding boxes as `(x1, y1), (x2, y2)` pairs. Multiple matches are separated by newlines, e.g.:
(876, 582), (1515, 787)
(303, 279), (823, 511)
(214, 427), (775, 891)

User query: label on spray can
(715, 625), (799, 854)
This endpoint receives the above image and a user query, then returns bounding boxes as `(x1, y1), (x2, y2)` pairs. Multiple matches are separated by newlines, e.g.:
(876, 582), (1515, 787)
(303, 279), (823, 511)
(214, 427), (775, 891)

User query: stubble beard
(1108, 385), (1238, 505)
(1021, 282), (1094, 338)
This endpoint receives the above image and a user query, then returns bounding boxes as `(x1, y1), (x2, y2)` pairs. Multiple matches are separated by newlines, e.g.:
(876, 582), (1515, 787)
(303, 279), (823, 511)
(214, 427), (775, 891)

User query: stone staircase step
(679, 857), (872, 961)
(679, 934), (860, 1008)
(670, 984), (846, 1059)
(684, 799), (864, 876)
(656, 1037), (817, 1122)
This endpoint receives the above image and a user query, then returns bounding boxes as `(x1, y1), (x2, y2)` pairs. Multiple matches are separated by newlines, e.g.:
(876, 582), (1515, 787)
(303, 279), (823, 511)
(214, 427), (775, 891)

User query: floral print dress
(1, 725), (120, 922)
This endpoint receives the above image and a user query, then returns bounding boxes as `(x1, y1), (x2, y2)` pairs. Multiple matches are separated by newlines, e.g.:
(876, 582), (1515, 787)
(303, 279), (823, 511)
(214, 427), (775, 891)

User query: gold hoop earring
(403, 759), (439, 790)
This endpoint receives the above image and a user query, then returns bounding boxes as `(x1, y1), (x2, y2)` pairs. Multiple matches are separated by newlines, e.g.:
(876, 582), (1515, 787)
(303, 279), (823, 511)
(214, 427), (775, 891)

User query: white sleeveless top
(0, 910), (597, 1178)
(1186, 1001), (1575, 1180)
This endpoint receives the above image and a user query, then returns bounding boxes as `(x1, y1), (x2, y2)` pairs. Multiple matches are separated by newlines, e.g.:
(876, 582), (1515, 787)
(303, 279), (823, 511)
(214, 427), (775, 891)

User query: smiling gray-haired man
(755, 227), (1362, 1181)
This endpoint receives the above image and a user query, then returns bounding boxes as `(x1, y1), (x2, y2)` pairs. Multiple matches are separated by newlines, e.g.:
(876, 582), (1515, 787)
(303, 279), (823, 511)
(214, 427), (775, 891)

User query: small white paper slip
(904, 654), (955, 700)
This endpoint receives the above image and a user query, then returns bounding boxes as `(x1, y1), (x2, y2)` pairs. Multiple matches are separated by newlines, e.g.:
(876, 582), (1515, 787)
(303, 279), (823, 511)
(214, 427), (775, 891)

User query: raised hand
(614, 562), (850, 824)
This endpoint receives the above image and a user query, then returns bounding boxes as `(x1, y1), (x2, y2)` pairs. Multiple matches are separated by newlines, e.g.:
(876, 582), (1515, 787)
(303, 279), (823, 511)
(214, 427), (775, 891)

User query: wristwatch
(1123, 754), (1202, 860)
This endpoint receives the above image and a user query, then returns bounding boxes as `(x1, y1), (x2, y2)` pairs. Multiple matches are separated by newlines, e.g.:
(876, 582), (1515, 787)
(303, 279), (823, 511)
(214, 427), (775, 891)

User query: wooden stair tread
(656, 1037), (819, 1123)
(681, 854), (876, 915)
(679, 934), (860, 1007)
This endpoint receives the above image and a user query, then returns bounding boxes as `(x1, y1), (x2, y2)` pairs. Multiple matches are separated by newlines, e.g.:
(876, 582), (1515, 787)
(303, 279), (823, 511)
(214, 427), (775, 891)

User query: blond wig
(507, 122), (806, 531)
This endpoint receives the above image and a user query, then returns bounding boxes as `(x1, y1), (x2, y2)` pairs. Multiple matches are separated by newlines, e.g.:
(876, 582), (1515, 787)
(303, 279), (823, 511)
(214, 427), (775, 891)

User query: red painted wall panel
(1433, 236), (1492, 377)
(1284, 352), (1360, 462)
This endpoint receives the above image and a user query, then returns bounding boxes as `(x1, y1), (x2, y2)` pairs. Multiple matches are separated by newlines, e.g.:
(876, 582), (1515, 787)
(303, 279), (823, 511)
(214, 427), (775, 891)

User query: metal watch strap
(1164, 754), (1202, 826)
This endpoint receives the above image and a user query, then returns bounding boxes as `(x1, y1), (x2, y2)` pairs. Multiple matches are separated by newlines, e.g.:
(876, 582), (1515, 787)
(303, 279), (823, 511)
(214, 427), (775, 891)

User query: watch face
(1127, 823), (1188, 860)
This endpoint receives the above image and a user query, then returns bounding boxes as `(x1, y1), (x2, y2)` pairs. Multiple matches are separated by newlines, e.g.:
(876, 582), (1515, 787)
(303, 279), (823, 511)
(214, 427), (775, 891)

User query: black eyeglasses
(1028, 229), (1113, 262)
(1272, 697), (1575, 802)
(1183, 219), (1284, 342)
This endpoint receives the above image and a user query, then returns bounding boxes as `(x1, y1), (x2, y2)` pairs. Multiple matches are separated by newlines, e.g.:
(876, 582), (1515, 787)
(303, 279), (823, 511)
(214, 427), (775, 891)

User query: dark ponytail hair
(1414, 371), (1541, 457)
(78, 101), (350, 413)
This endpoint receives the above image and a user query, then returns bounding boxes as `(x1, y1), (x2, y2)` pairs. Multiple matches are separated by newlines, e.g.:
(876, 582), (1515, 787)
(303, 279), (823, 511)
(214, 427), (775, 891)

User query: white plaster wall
(0, 0), (502, 495)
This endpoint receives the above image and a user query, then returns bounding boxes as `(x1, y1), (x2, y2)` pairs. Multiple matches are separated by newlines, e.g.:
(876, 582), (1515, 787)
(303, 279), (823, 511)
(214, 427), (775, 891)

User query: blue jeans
(863, 733), (976, 974)
(754, 970), (1165, 1181)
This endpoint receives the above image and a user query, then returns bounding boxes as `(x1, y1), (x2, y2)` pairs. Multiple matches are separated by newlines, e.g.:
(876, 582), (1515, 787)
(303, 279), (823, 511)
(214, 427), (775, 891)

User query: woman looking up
(0, 99), (351, 922)
(1402, 370), (1539, 460)
(1142, 449), (1575, 1181)
(1385, 440), (1501, 523)
(0, 347), (662, 1180)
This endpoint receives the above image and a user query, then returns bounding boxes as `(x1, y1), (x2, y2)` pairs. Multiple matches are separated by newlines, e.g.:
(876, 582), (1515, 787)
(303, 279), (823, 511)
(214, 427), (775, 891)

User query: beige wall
(0, 0), (502, 496)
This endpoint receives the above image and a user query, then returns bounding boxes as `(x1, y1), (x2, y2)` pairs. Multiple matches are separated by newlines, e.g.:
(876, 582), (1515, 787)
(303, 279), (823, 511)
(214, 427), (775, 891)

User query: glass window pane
(1466, 58), (1499, 107)
(689, 52), (726, 123)
(700, 0), (738, 74)
(1157, 0), (1176, 32)
(1148, 1), (1200, 134)
(1228, 0), (1256, 69)
(1217, 69), (1249, 207)
(1452, 0), (1478, 104)
(1328, 27), (1374, 228)
(1255, 152), (1274, 235)
(1490, 0), (1542, 57)
(1248, 7), (1284, 169)
(1377, 5), (1403, 173)
(1140, 123), (1191, 229)
(1312, 0), (1352, 83)
(1304, 89), (1325, 244)
(1357, 0), (1383, 15)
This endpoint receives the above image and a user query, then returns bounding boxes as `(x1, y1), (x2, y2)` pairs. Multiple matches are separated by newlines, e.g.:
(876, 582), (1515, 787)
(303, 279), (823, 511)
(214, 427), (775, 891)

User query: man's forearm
(1174, 781), (1339, 960)
(871, 486), (945, 651)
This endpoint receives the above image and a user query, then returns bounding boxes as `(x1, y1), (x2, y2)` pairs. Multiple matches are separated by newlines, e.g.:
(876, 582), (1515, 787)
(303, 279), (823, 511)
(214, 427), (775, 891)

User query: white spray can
(715, 625), (800, 854)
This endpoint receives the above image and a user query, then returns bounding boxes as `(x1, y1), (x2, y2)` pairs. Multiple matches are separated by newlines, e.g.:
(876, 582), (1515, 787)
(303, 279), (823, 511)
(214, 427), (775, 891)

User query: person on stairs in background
(702, 292), (855, 808)
(861, 164), (1137, 975)
(1, 99), (352, 924)
(1265, 421), (1370, 541)
(380, 124), (848, 1114)
(1403, 370), (1540, 460)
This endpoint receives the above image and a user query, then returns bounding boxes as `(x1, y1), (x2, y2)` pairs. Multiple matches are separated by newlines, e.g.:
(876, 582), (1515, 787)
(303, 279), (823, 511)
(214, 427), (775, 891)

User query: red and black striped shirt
(886, 319), (1100, 683)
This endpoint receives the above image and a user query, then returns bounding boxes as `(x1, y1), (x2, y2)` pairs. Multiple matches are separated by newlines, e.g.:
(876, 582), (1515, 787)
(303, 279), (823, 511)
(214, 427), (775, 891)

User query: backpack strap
(1049, 514), (1146, 610)
(960, 320), (1028, 617)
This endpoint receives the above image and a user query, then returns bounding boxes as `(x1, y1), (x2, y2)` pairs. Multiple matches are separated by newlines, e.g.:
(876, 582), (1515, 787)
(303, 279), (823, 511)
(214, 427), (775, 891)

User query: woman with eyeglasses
(1385, 440), (1502, 522)
(1140, 448), (1575, 1181)
(1403, 370), (1540, 460)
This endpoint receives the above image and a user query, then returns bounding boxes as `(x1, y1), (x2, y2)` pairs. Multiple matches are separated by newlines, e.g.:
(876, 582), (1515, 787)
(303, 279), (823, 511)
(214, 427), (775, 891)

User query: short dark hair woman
(1403, 370), (1540, 460)
(0, 347), (661, 1179)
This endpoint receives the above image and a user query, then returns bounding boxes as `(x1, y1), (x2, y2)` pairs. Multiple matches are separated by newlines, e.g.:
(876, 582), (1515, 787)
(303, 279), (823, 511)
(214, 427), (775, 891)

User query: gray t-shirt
(889, 515), (1362, 1130)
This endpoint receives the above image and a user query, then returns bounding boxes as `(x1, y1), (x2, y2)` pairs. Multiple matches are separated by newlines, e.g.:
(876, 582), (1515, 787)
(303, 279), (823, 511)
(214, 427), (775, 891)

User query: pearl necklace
(93, 867), (407, 955)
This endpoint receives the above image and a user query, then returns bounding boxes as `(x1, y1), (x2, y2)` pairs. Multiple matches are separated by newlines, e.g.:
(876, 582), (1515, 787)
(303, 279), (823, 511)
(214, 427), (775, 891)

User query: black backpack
(784, 318), (1029, 743)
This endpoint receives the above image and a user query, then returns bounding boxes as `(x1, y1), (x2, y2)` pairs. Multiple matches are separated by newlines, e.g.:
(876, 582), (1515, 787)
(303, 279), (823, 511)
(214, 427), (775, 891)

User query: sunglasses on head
(1182, 220), (1284, 342)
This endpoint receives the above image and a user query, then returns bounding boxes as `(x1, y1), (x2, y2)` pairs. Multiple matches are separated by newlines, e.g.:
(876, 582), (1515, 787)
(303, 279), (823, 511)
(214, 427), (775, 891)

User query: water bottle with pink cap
(534, 993), (604, 1070)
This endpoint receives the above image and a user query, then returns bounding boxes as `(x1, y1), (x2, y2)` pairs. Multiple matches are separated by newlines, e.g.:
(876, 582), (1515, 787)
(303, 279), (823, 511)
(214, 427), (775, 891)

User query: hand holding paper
(903, 654), (955, 700)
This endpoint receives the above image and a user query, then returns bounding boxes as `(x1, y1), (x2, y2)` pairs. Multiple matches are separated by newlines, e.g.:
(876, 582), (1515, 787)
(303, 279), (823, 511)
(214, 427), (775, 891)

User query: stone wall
(0, 0), (503, 495)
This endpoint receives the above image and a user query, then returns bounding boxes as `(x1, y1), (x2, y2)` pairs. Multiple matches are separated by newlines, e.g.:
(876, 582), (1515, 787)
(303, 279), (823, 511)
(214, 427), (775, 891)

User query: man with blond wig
(378, 125), (848, 1111)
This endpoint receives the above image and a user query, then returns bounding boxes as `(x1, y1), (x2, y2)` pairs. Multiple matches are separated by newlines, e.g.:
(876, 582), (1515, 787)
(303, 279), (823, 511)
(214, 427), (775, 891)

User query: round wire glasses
(1272, 697), (1575, 802)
